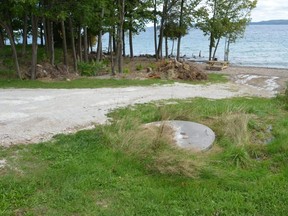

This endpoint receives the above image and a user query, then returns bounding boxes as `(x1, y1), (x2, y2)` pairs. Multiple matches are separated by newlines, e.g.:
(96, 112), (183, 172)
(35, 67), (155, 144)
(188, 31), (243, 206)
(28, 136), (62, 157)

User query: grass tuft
(221, 112), (250, 146)
(224, 147), (251, 168)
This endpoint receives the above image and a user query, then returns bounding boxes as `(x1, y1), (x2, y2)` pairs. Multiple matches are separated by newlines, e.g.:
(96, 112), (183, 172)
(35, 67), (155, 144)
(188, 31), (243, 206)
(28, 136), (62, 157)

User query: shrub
(123, 68), (130, 74)
(136, 64), (143, 71)
(78, 61), (106, 76)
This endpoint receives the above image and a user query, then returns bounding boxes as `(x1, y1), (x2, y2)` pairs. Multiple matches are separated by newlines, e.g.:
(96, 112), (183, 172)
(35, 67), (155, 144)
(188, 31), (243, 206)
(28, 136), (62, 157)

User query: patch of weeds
(123, 68), (130, 74)
(136, 64), (143, 71)
(207, 73), (228, 83)
(148, 62), (156, 70)
(78, 60), (106, 76)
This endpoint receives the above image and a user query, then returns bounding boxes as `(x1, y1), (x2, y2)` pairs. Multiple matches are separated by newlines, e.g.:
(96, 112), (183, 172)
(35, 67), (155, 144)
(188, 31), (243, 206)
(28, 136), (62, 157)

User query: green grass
(0, 74), (227, 89)
(206, 73), (229, 83)
(0, 78), (175, 89)
(1, 96), (288, 215)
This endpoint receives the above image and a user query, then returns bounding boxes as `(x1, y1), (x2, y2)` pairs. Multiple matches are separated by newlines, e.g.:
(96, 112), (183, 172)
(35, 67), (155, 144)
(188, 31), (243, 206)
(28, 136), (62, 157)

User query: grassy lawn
(0, 73), (226, 89)
(1, 96), (288, 215)
(0, 78), (175, 89)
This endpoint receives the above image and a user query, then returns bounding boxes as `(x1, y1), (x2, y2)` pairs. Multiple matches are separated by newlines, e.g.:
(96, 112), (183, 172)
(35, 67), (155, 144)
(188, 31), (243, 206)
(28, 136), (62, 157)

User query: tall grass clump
(214, 107), (250, 146)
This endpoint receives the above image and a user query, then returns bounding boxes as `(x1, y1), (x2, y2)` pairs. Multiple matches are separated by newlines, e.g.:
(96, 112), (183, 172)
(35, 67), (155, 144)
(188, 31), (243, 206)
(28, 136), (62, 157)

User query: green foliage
(78, 61), (106, 76)
(196, 0), (257, 59)
(123, 68), (130, 74)
(164, 21), (188, 39)
(135, 64), (143, 71)
(0, 77), (174, 89)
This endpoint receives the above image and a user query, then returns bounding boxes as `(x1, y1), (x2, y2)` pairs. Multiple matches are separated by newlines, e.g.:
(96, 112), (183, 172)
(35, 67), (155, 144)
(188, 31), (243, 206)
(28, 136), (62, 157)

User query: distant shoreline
(250, 19), (288, 25)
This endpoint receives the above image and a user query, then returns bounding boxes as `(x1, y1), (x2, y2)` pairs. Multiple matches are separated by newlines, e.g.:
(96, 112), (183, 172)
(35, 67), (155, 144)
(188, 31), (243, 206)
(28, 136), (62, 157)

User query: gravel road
(1, 76), (282, 147)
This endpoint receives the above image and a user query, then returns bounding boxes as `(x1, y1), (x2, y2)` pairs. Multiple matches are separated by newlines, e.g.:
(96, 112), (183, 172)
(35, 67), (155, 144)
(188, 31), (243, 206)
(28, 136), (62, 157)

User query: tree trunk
(165, 36), (168, 58)
(88, 33), (93, 53)
(113, 32), (116, 53)
(61, 20), (68, 66)
(157, 0), (168, 59)
(83, 26), (88, 62)
(0, 21), (21, 79)
(47, 21), (55, 65)
(129, 28), (133, 59)
(78, 26), (83, 62)
(171, 40), (175, 56)
(96, 8), (104, 62)
(0, 27), (5, 48)
(89, 35), (93, 53)
(209, 0), (216, 61)
(117, 0), (125, 73)
(224, 37), (227, 61)
(109, 32), (115, 75)
(69, 17), (77, 72)
(22, 13), (28, 56)
(96, 33), (102, 61)
(40, 21), (44, 46)
(43, 18), (49, 54)
(153, 0), (158, 60)
(31, 14), (38, 80)
(225, 38), (231, 62)
(176, 0), (184, 61)
(122, 29), (126, 57)
(212, 38), (220, 60)
(209, 33), (214, 60)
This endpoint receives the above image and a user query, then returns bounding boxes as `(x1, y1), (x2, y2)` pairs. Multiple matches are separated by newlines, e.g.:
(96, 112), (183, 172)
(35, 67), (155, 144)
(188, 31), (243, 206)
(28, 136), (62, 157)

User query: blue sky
(252, 0), (288, 21)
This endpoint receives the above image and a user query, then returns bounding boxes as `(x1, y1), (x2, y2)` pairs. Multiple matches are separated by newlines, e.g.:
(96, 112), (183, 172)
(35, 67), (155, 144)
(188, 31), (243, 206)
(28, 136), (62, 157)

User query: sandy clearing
(0, 78), (281, 147)
(212, 65), (288, 92)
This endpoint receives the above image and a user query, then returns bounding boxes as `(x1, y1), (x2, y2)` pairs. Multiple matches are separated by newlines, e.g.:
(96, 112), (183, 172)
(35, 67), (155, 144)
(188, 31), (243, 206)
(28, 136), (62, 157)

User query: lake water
(101, 25), (288, 69)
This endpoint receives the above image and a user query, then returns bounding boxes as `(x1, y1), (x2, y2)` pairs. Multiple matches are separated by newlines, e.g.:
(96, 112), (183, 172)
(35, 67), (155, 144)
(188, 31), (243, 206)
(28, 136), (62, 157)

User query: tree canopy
(196, 0), (257, 60)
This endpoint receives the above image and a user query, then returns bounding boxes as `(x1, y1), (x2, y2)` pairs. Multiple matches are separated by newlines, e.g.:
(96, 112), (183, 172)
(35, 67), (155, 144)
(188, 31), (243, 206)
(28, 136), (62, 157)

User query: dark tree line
(0, 0), (257, 79)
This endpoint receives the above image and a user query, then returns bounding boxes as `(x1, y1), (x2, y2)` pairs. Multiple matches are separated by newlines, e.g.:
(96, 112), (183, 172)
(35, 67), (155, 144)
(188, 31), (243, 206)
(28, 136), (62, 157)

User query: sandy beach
(201, 64), (288, 92)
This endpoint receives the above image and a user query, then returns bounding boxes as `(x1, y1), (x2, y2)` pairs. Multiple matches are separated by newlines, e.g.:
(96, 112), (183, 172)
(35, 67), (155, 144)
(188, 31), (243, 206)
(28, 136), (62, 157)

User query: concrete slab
(150, 120), (215, 151)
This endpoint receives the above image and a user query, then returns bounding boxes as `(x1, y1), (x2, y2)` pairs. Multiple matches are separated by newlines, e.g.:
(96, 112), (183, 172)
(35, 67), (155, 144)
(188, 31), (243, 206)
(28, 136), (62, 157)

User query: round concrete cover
(155, 120), (215, 151)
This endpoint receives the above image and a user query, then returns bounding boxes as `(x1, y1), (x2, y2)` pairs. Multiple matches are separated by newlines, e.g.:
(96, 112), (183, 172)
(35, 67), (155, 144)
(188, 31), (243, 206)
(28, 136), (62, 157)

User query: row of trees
(0, 0), (257, 79)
